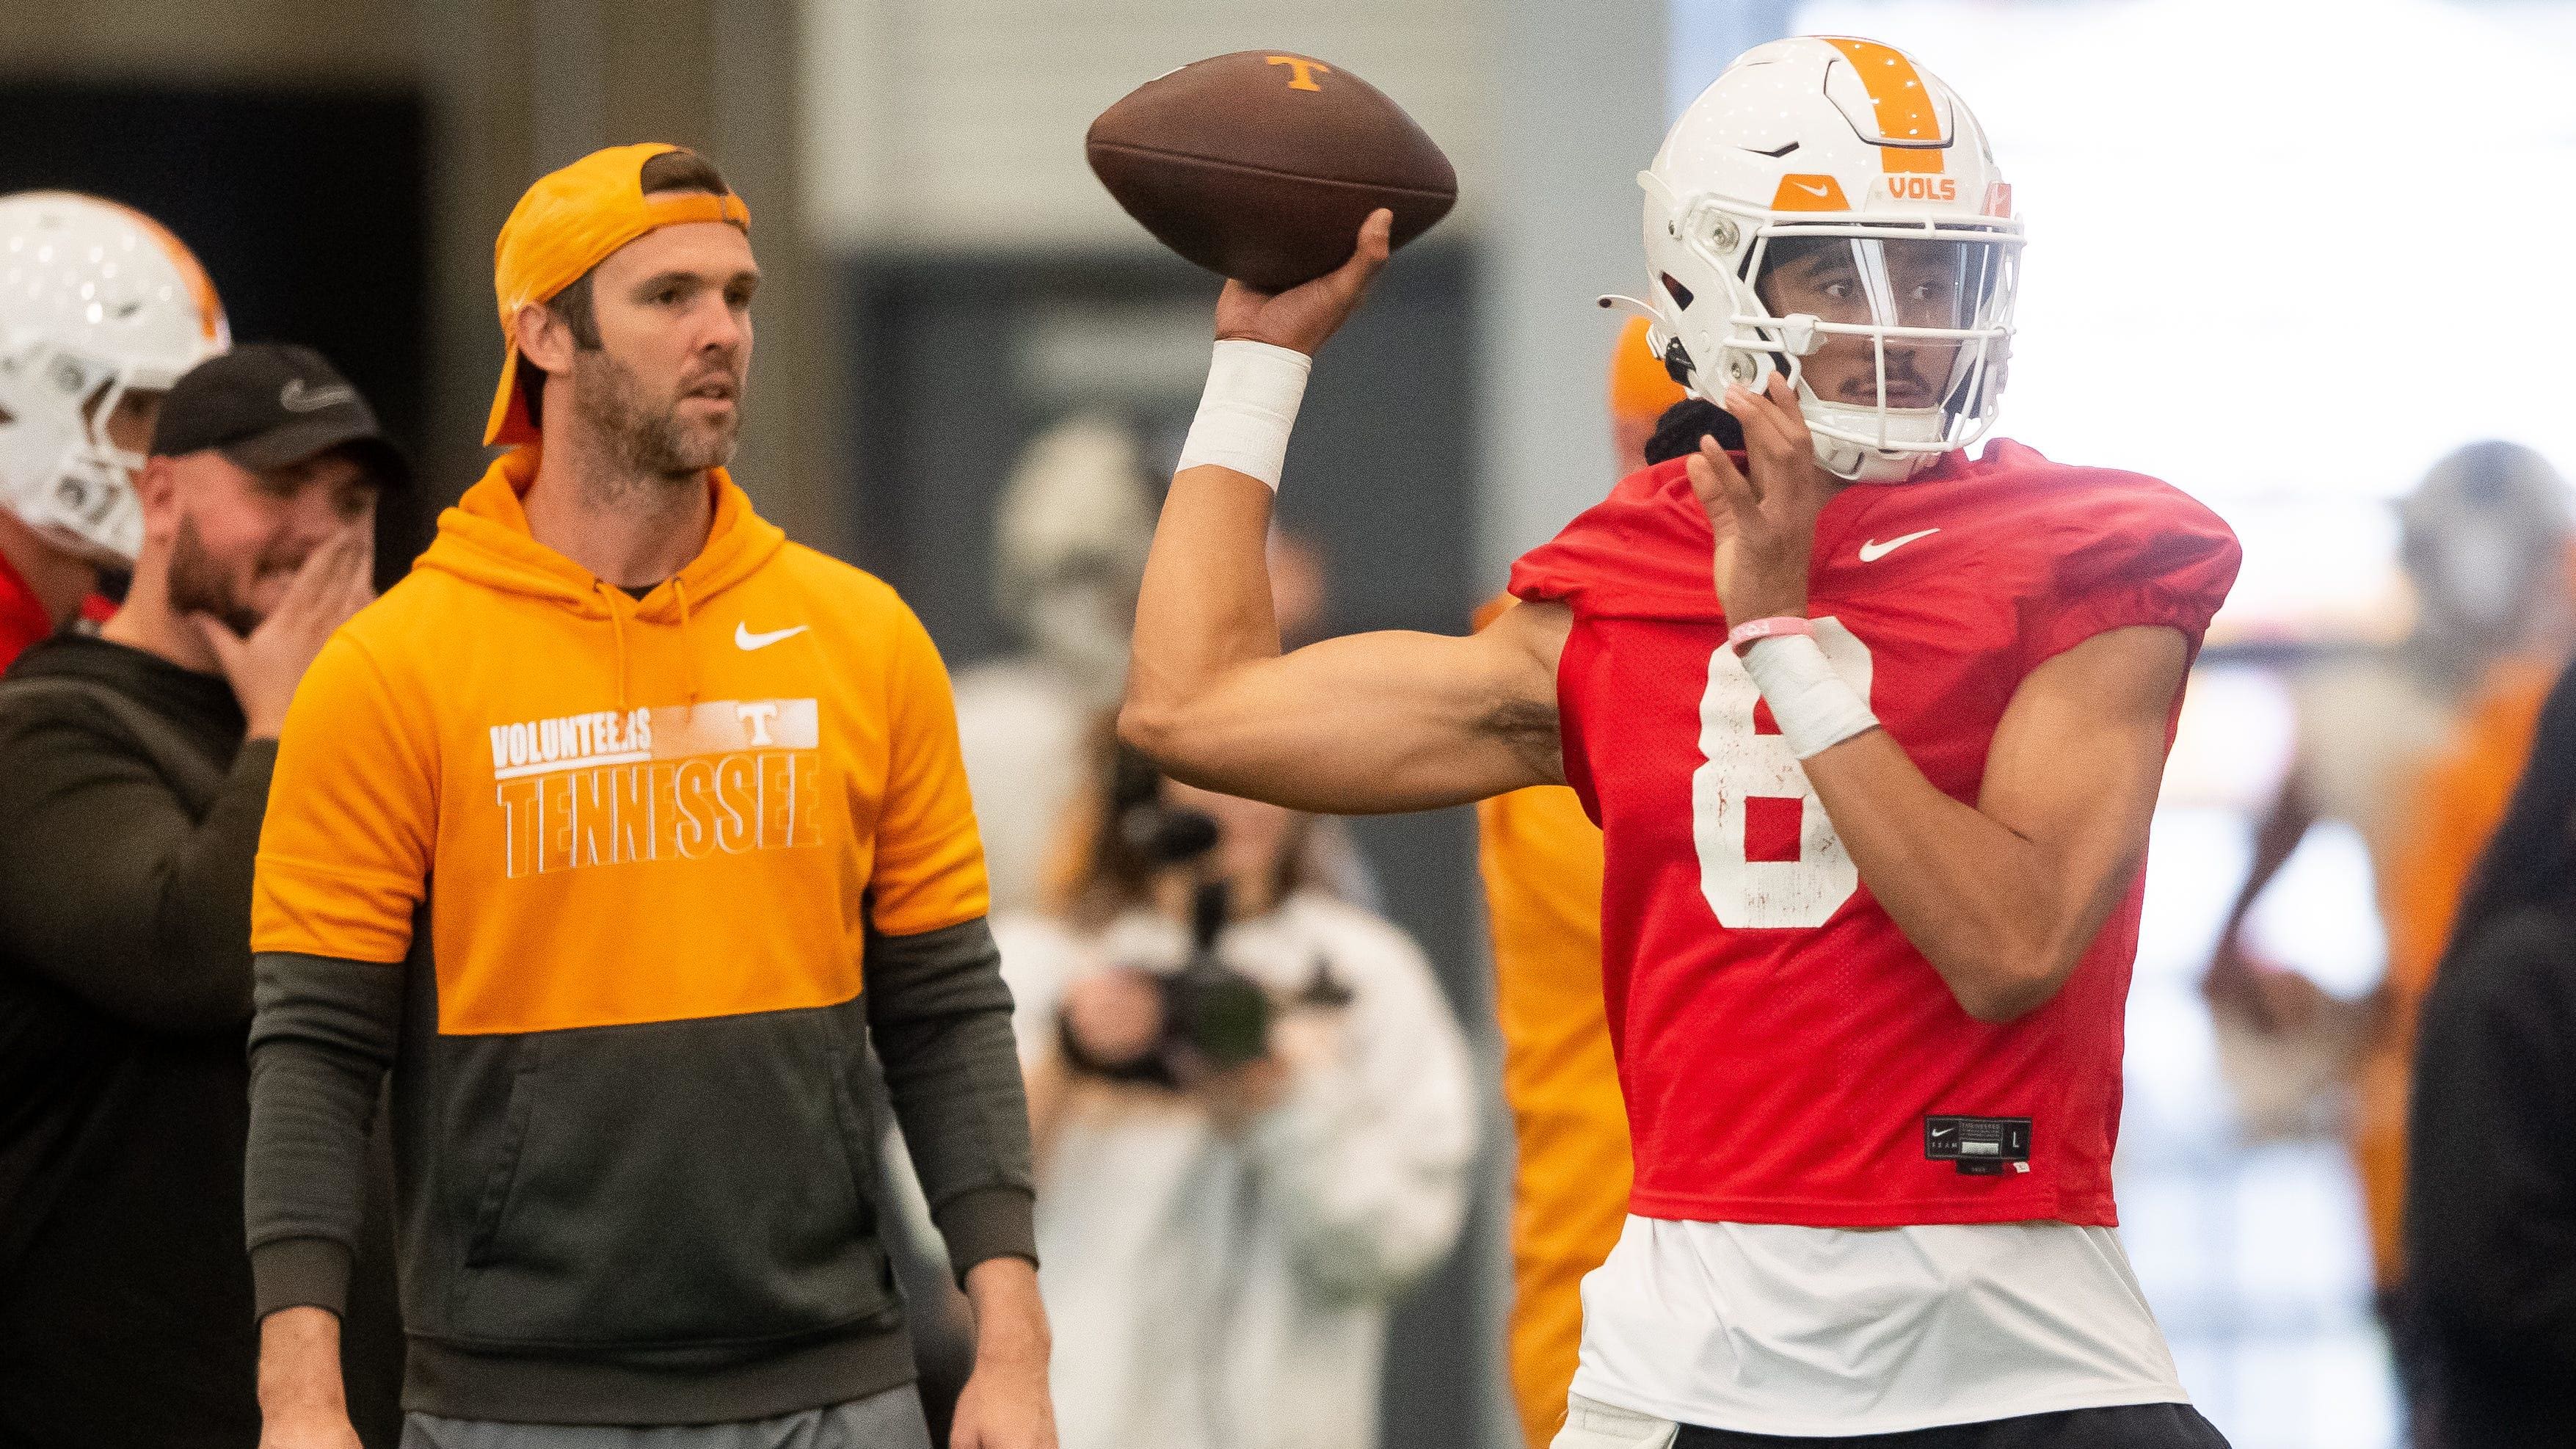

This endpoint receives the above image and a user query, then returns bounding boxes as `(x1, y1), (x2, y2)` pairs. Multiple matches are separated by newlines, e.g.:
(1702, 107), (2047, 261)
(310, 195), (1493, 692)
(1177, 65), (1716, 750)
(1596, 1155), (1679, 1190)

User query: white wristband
(1739, 633), (1879, 760)
(1176, 339), (1311, 490)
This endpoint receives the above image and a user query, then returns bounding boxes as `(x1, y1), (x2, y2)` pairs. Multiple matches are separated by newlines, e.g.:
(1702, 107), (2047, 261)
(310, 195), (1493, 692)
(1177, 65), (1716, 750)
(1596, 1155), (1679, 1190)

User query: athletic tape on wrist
(1176, 339), (1312, 491)
(1739, 633), (1879, 760)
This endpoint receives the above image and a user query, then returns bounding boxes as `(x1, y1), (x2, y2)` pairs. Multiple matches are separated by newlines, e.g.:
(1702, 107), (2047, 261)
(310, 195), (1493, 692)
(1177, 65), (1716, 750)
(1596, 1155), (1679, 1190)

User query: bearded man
(244, 145), (1054, 1449)
(0, 343), (404, 1448)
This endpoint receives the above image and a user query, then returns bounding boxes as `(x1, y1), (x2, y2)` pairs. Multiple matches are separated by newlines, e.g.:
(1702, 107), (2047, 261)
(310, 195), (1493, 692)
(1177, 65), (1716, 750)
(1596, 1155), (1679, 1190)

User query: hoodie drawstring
(673, 574), (699, 705)
(594, 576), (699, 713)
(599, 583), (633, 713)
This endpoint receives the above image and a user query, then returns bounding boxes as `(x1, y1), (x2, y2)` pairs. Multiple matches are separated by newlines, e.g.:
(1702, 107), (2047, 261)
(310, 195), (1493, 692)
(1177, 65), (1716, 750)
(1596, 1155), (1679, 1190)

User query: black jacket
(2403, 905), (2576, 1447)
(0, 634), (401, 1449)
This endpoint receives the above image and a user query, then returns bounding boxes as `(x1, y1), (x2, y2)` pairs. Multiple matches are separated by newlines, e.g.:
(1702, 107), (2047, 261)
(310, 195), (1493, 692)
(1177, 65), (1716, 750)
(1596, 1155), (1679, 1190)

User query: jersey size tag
(1924, 1116), (2031, 1175)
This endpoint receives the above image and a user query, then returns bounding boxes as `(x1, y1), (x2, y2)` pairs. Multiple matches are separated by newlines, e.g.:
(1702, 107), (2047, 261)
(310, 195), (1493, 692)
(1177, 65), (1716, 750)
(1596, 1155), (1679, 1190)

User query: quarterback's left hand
(1687, 371), (1835, 625)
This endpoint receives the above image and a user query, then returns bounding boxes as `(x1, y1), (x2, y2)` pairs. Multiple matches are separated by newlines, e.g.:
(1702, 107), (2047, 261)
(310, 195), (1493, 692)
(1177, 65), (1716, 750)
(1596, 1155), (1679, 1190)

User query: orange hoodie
(254, 448), (986, 1032)
(245, 451), (1022, 1425)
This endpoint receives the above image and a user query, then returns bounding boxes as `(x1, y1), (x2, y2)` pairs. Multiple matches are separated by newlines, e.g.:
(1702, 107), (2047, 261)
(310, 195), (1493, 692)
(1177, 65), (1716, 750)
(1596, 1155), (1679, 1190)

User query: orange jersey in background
(1482, 326), (1678, 1445)
(1474, 600), (1630, 1448)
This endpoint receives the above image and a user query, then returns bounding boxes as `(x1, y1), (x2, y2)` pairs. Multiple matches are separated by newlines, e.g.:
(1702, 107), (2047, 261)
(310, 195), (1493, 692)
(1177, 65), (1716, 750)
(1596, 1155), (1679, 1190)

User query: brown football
(1086, 51), (1458, 291)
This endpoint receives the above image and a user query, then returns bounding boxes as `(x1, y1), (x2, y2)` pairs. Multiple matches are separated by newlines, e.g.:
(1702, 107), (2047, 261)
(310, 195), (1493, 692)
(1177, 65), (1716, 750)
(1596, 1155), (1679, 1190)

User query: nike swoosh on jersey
(1792, 180), (1832, 196)
(735, 622), (810, 651)
(1858, 528), (1940, 562)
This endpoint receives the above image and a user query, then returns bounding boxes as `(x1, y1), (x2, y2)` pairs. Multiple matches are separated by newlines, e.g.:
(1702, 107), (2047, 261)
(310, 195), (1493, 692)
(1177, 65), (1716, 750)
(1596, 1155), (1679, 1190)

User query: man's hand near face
(193, 524), (374, 739)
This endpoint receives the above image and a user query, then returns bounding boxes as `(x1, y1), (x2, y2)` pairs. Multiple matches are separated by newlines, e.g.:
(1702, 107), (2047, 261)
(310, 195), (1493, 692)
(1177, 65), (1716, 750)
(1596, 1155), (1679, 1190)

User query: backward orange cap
(1609, 314), (1686, 423)
(484, 142), (751, 446)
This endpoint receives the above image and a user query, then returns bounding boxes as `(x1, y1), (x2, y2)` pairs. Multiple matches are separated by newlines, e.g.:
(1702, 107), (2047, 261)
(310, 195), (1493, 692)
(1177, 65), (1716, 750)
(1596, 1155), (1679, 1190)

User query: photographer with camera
(995, 740), (1474, 1449)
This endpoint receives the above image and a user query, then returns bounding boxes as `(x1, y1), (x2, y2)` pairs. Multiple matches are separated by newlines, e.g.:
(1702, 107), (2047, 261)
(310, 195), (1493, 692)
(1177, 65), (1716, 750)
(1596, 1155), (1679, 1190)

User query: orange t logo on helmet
(483, 142), (752, 448)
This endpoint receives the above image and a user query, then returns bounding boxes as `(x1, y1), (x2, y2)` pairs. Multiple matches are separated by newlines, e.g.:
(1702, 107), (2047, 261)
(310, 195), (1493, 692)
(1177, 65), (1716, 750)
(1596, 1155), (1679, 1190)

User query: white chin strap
(1800, 393), (1954, 484)
(1813, 435), (1941, 484)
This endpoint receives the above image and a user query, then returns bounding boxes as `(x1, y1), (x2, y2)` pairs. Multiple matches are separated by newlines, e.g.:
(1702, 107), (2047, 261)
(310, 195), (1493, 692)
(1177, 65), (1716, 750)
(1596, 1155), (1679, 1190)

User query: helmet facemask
(1645, 180), (2020, 483)
(0, 338), (165, 564)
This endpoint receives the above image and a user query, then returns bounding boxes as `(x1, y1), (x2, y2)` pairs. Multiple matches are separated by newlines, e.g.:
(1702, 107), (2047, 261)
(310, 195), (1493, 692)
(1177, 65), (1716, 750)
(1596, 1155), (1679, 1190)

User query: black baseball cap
(150, 344), (410, 490)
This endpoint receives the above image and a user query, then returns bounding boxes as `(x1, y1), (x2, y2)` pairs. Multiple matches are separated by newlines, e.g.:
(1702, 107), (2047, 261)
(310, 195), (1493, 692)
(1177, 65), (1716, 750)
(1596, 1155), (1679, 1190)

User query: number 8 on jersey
(1692, 618), (1874, 929)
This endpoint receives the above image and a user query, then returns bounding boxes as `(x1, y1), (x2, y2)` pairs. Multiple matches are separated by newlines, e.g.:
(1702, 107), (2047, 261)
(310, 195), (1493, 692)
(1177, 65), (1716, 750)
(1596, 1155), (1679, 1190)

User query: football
(1086, 51), (1458, 291)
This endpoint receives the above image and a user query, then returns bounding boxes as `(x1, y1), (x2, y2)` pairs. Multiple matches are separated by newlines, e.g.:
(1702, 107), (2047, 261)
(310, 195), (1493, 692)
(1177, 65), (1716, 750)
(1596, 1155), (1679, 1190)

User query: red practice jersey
(0, 548), (54, 669)
(1509, 440), (2239, 1230)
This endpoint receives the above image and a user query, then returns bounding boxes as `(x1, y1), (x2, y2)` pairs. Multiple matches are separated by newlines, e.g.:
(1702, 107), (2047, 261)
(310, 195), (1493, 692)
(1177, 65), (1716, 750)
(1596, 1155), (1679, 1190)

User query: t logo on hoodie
(489, 697), (823, 878)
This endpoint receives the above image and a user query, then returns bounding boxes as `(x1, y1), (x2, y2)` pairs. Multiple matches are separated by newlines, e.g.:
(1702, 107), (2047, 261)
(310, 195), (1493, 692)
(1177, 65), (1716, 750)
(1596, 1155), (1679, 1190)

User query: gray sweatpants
(398, 1384), (934, 1449)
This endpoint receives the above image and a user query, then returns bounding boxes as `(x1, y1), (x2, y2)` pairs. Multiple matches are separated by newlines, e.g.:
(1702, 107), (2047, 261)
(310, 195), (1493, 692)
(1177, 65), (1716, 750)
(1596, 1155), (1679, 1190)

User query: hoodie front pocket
(445, 1003), (893, 1349)
(462, 1039), (543, 1268)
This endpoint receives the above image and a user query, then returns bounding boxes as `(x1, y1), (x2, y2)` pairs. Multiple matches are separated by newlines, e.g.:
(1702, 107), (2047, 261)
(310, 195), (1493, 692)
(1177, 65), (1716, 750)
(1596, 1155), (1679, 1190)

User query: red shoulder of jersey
(1992, 441), (2242, 667)
(1510, 438), (2241, 658)
(1508, 457), (1711, 622)
(0, 549), (53, 669)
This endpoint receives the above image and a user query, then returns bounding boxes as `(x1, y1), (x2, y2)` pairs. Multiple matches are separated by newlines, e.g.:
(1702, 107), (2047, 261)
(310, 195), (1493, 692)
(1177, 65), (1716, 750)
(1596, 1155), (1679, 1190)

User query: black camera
(1059, 766), (1347, 1086)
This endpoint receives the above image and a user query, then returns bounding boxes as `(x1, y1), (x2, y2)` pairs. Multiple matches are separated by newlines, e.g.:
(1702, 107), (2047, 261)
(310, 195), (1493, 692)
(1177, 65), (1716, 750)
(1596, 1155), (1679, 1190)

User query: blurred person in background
(941, 421), (1366, 1437)
(242, 145), (1050, 1449)
(996, 738), (1474, 1449)
(0, 345), (404, 1448)
(1477, 315), (1734, 1447)
(936, 418), (1363, 1433)
(2202, 441), (2572, 1290)
(956, 419), (1367, 912)
(957, 415), (1159, 914)
(917, 415), (1167, 1431)
(2400, 658), (2576, 1446)
(0, 190), (230, 663)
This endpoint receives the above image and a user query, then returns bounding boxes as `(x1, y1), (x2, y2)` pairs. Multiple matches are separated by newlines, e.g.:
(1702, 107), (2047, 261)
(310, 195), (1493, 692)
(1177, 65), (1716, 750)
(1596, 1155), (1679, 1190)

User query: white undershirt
(1572, 1216), (2190, 1437)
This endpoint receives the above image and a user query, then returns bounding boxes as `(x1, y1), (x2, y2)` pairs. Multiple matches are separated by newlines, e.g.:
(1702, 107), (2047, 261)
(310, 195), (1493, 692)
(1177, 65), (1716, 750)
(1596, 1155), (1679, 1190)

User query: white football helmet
(990, 413), (1155, 693)
(0, 192), (230, 562)
(1626, 37), (2022, 482)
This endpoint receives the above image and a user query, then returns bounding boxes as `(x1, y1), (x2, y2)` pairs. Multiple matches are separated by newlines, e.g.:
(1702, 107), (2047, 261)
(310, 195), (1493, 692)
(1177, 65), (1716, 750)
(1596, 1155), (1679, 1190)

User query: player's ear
(517, 302), (577, 375)
(133, 455), (183, 544)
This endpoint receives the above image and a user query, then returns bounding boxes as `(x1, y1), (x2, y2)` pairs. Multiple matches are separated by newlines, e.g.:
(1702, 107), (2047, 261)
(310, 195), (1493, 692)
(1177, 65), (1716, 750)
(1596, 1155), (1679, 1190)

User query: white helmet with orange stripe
(0, 191), (230, 562)
(1629, 37), (2021, 483)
